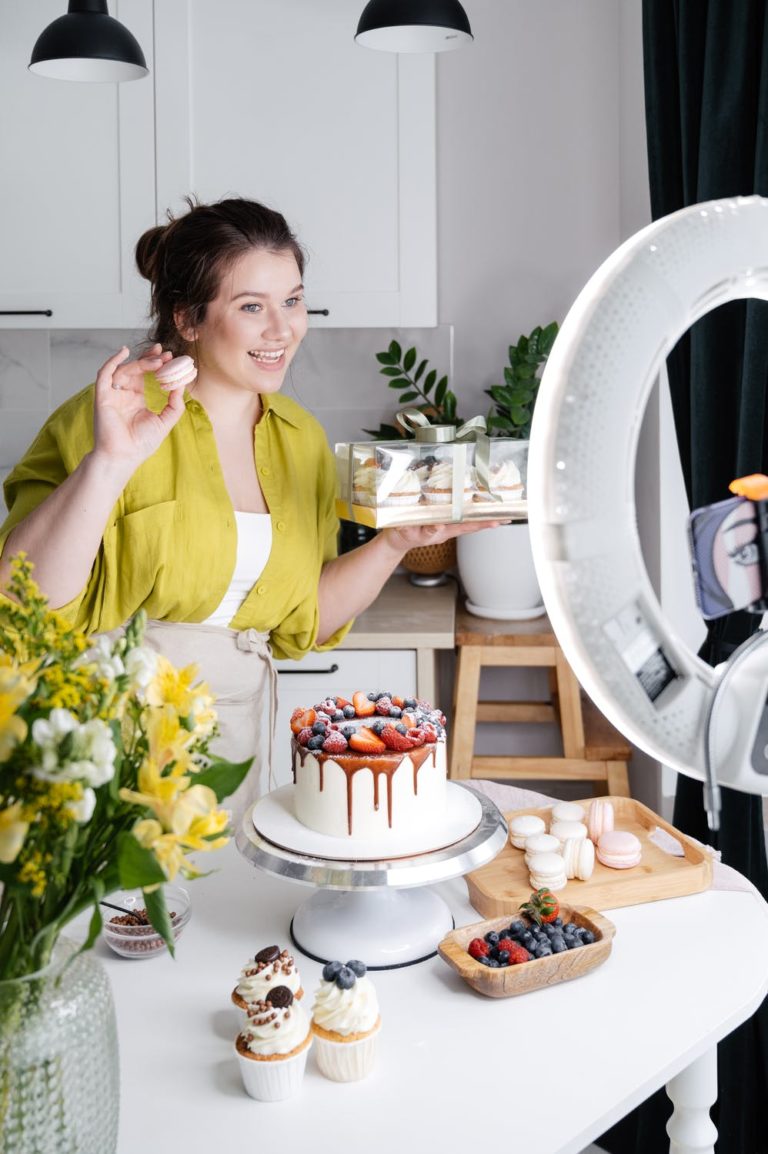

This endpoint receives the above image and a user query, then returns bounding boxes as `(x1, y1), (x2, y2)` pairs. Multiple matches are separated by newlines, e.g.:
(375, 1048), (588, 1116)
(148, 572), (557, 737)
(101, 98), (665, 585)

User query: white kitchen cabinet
(0, 1), (156, 329)
(272, 649), (417, 787)
(153, 0), (437, 328)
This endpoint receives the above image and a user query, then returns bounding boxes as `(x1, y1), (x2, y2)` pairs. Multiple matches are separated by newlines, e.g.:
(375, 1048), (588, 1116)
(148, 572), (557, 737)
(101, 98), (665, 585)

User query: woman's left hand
(381, 519), (511, 552)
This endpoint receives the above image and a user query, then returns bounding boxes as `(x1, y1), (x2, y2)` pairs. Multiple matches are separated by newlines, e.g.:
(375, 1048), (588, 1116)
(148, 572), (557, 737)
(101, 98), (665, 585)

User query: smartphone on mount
(688, 495), (764, 619)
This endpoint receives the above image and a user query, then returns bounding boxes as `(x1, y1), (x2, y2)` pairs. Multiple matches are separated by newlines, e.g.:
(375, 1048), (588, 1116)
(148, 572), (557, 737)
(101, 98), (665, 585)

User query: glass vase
(0, 937), (119, 1154)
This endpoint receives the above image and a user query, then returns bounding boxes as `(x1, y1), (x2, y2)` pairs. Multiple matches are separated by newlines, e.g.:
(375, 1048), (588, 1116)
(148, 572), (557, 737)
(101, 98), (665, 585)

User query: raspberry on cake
(291, 691), (448, 838)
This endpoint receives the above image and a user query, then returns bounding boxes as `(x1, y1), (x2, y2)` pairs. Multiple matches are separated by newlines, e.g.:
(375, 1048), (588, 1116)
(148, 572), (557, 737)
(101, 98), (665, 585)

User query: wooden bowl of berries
(438, 888), (615, 998)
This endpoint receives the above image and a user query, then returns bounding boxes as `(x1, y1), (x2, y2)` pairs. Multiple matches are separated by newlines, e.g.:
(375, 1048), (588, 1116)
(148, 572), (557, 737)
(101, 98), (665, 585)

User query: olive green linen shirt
(0, 379), (351, 660)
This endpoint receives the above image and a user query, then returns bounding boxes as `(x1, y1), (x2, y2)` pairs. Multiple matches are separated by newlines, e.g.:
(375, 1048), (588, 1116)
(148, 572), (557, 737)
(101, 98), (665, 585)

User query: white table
(100, 842), (768, 1154)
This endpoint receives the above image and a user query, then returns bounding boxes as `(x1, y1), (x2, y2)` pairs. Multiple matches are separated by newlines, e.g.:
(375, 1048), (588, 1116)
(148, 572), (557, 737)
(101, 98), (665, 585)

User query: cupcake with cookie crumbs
(236, 986), (312, 1102)
(311, 959), (381, 1082)
(232, 945), (303, 1011)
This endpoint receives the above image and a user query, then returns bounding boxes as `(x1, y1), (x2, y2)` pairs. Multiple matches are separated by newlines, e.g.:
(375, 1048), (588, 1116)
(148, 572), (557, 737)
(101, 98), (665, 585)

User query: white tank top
(202, 511), (273, 627)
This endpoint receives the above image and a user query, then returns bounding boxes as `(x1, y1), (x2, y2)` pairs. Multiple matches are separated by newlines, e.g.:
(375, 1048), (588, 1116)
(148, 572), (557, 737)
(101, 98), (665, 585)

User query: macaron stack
(508, 795), (644, 892)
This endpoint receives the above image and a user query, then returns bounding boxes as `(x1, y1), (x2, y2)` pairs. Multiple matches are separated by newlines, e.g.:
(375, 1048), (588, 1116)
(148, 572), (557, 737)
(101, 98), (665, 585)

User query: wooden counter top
(340, 574), (456, 649)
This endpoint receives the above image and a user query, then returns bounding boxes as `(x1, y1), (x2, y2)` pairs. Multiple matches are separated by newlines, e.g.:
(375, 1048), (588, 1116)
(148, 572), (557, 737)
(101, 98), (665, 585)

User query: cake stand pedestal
(236, 782), (507, 969)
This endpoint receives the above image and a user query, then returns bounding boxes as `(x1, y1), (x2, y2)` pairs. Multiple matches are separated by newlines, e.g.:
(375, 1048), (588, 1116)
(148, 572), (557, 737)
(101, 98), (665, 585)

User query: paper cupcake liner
(236, 1037), (312, 1101)
(313, 1026), (380, 1082)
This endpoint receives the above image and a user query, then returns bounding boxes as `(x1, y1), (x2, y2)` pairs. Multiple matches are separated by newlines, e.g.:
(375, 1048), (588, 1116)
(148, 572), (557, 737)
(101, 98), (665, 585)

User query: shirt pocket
(103, 500), (178, 618)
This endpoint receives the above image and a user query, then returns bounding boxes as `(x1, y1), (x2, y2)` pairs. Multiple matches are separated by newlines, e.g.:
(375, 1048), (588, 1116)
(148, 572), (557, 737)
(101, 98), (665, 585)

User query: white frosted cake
(290, 691), (447, 839)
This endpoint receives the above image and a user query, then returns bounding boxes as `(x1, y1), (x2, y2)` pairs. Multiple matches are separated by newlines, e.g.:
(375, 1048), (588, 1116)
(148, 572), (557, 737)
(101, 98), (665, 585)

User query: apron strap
(236, 628), (278, 791)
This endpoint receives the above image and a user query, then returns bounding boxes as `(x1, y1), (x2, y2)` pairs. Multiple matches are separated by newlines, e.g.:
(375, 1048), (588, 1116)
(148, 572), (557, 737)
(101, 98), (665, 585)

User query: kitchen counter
(100, 827), (768, 1154)
(339, 572), (456, 650)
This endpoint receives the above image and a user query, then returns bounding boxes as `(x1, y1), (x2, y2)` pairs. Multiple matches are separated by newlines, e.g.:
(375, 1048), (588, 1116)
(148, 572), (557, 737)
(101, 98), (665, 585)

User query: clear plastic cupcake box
(335, 436), (529, 528)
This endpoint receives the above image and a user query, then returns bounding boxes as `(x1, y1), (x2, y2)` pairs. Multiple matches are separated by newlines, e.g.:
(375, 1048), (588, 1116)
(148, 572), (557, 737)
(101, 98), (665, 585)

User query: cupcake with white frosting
(310, 959), (381, 1082)
(231, 945), (303, 1011)
(420, 459), (477, 505)
(235, 986), (313, 1101)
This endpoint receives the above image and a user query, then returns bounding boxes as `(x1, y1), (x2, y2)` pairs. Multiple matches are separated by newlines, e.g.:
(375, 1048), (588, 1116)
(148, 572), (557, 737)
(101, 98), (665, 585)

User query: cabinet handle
(307, 308), (330, 316)
(0, 309), (53, 317)
(279, 663), (340, 675)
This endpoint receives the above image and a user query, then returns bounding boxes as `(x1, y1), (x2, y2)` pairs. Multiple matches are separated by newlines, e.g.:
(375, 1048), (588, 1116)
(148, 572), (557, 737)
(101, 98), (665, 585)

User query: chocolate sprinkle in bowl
(101, 885), (191, 959)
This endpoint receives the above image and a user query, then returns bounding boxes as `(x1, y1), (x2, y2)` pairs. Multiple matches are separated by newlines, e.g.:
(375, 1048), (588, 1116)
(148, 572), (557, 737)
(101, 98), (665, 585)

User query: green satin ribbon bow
(395, 407), (500, 519)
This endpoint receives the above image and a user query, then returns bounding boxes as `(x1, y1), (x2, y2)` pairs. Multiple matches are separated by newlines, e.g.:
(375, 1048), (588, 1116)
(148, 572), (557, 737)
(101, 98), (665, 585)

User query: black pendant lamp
(29, 0), (148, 83)
(355, 0), (473, 53)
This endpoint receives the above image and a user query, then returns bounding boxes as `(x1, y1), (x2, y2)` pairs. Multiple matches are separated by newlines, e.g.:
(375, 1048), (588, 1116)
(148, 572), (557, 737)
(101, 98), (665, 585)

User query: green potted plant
(457, 321), (559, 619)
(364, 339), (463, 440)
(484, 322), (559, 440)
(361, 341), (464, 583)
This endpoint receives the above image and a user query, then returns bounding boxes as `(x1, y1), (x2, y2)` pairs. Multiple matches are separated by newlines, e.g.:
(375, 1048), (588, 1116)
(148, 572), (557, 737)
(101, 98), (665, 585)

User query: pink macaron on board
(155, 354), (197, 390)
(466, 796), (714, 916)
(595, 829), (642, 870)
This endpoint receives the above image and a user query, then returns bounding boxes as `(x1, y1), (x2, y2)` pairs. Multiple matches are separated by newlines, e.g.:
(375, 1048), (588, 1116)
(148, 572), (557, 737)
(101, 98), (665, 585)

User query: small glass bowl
(101, 885), (191, 959)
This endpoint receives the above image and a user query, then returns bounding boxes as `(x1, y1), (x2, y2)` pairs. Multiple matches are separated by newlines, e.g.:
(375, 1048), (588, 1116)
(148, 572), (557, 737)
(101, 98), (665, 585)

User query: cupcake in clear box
(311, 960), (381, 1082)
(235, 986), (313, 1102)
(420, 457), (477, 506)
(232, 944), (304, 1011)
(353, 454), (421, 508)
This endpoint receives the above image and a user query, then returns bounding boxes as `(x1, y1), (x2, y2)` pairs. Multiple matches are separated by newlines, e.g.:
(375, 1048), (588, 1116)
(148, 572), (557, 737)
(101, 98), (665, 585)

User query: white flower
(124, 646), (157, 691)
(67, 787), (96, 824)
(81, 635), (125, 682)
(30, 712), (117, 787)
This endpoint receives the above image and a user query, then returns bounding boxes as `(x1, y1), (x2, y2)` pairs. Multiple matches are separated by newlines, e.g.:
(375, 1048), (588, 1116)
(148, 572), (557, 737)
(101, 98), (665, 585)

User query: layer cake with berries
(290, 691), (447, 839)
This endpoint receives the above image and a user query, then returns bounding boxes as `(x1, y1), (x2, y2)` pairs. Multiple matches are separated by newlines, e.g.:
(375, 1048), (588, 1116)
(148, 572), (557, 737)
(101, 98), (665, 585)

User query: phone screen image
(687, 495), (763, 618)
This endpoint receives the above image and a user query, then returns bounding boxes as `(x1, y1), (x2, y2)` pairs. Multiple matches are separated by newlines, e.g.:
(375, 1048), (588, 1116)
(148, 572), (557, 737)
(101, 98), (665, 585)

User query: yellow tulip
(0, 802), (29, 863)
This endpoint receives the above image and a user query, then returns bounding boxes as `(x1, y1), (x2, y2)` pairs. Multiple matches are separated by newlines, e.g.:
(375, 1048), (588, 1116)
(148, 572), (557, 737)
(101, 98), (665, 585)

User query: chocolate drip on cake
(293, 742), (437, 834)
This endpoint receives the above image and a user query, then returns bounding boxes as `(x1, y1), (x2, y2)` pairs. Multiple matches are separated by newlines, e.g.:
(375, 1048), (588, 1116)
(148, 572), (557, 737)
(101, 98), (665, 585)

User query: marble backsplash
(0, 325), (473, 514)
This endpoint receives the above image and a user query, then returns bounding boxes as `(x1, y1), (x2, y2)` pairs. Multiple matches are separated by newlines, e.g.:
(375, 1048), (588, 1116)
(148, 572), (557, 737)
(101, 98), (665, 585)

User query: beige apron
(140, 620), (277, 823)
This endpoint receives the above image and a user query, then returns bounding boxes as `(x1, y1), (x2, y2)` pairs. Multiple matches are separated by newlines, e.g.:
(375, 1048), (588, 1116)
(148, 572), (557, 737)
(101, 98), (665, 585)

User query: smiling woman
(0, 196), (502, 817)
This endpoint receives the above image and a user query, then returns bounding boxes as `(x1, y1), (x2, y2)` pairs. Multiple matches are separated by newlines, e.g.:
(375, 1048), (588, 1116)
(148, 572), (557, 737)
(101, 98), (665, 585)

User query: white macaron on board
(466, 796), (713, 919)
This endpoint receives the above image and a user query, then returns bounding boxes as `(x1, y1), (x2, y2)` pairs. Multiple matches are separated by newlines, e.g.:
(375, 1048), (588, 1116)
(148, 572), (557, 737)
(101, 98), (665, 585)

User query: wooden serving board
(466, 795), (713, 918)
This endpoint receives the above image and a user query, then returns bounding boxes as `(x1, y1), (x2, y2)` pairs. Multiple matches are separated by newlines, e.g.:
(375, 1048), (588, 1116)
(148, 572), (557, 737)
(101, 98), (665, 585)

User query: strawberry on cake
(290, 691), (447, 838)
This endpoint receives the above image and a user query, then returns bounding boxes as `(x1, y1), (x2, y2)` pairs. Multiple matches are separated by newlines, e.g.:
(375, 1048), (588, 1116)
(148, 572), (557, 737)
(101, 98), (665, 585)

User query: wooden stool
(449, 607), (631, 796)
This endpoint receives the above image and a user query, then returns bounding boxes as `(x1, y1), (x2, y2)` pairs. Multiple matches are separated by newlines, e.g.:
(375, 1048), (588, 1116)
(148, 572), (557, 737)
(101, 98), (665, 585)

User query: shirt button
(256, 584), (267, 596)
(276, 520), (286, 532)
(260, 466), (271, 477)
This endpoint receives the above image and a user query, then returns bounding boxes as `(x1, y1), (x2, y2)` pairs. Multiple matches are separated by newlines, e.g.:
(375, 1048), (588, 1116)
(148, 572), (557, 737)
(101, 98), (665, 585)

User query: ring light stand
(527, 196), (768, 829)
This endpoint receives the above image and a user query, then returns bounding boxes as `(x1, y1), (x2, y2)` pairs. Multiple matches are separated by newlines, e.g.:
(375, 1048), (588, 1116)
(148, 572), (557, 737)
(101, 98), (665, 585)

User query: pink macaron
(588, 798), (615, 844)
(596, 829), (642, 870)
(155, 354), (197, 390)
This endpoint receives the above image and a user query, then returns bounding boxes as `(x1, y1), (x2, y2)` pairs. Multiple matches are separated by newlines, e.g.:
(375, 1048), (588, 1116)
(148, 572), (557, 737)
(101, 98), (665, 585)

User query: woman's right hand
(91, 344), (188, 470)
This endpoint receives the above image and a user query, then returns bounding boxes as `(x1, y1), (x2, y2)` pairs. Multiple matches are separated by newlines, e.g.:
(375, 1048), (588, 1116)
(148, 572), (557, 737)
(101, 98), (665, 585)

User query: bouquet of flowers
(0, 555), (250, 981)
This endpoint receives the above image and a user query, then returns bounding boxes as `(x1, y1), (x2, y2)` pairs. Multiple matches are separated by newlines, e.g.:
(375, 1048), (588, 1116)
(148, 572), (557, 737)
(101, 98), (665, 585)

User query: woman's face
(712, 502), (762, 609)
(184, 246), (308, 395)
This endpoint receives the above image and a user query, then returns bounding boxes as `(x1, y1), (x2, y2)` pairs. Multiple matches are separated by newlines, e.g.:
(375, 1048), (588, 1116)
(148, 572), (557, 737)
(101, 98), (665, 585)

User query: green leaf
(193, 757), (253, 802)
(403, 346), (417, 373)
(423, 369), (437, 394)
(117, 831), (167, 890)
(144, 886), (175, 957)
(363, 423), (403, 440)
(79, 901), (104, 955)
(443, 390), (457, 420)
(379, 366), (404, 377)
(375, 351), (395, 365)
(413, 358), (428, 383)
(540, 321), (559, 353)
(398, 390), (419, 402)
(434, 377), (448, 407)
(510, 406), (529, 425)
(389, 339), (402, 360)
(387, 377), (412, 390)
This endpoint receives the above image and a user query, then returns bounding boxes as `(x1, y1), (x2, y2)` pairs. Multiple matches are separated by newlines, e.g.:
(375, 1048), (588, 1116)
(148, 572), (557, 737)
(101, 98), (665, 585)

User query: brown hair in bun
(135, 196), (306, 357)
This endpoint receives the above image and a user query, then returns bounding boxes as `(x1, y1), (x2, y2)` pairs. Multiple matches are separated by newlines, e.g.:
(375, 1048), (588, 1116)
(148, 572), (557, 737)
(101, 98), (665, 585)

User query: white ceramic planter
(456, 521), (545, 620)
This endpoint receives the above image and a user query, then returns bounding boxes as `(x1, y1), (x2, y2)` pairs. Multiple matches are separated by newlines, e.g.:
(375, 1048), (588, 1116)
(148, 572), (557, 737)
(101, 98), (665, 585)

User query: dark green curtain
(599, 3), (768, 1153)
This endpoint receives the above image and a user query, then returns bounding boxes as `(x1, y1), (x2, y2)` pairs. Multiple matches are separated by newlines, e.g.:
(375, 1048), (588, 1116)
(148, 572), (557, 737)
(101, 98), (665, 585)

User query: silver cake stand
(236, 782), (507, 969)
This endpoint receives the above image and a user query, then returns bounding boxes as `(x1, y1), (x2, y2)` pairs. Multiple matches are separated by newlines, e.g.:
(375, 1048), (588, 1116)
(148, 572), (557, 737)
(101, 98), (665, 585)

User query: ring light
(528, 196), (768, 814)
